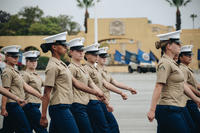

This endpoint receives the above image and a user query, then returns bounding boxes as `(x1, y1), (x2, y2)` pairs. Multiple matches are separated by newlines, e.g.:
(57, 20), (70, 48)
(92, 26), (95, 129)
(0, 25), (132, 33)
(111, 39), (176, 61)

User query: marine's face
(170, 42), (181, 55)
(98, 56), (107, 65)
(52, 44), (67, 56)
(70, 50), (84, 61)
(6, 55), (19, 65)
(180, 54), (192, 65)
(173, 54), (179, 62)
(26, 60), (38, 69)
(86, 54), (98, 64)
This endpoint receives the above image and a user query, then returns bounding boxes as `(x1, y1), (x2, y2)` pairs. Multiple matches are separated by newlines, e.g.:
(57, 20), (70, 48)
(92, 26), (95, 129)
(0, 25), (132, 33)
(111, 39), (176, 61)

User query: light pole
(190, 13), (197, 29)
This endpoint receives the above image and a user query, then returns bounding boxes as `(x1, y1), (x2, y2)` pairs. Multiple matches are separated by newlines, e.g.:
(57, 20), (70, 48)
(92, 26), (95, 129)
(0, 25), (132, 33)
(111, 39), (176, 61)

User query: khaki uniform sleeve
(1, 69), (12, 88)
(101, 71), (106, 80)
(156, 62), (171, 84)
(180, 67), (189, 82)
(68, 65), (77, 78)
(22, 72), (30, 83)
(88, 76), (94, 86)
(45, 65), (58, 87)
(102, 71), (114, 83)
(110, 75), (115, 83)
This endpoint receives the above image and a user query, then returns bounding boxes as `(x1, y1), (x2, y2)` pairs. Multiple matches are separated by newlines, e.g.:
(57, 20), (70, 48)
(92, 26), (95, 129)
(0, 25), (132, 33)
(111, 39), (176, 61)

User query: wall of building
(0, 18), (199, 69)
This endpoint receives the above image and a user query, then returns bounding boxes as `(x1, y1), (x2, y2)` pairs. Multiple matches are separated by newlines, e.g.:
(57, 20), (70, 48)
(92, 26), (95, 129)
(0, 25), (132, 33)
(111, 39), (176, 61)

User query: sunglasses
(99, 56), (107, 58)
(183, 54), (192, 57)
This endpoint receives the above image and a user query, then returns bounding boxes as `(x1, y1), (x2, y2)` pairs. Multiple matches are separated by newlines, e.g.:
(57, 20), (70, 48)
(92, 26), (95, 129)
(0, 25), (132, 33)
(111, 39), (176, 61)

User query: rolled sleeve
(45, 66), (58, 87)
(22, 72), (30, 83)
(156, 62), (171, 84)
(1, 70), (12, 88)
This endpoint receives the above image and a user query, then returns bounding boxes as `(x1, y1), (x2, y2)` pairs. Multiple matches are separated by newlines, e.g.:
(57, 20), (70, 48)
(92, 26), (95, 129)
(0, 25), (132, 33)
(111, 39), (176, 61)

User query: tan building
(0, 17), (200, 70)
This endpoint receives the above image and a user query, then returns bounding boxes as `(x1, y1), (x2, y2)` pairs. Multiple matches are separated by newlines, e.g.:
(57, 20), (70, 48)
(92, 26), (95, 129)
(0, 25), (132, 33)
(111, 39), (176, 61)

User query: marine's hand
(106, 104), (114, 112)
(1, 108), (8, 117)
(121, 92), (128, 100)
(129, 88), (137, 95)
(147, 110), (155, 122)
(17, 98), (27, 107)
(40, 116), (48, 128)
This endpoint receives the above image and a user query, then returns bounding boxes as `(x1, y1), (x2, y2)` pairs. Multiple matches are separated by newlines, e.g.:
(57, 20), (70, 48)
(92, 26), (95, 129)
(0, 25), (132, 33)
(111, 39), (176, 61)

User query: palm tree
(190, 13), (197, 29)
(166, 0), (191, 30)
(76, 0), (100, 33)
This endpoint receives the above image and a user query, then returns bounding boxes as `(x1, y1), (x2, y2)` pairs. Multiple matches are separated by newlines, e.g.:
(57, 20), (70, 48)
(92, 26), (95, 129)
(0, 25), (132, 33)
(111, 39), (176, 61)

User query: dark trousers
(0, 114), (14, 133)
(186, 100), (200, 132)
(100, 101), (120, 133)
(70, 103), (93, 133)
(48, 104), (79, 133)
(87, 100), (110, 133)
(155, 105), (195, 133)
(0, 102), (32, 133)
(23, 103), (48, 133)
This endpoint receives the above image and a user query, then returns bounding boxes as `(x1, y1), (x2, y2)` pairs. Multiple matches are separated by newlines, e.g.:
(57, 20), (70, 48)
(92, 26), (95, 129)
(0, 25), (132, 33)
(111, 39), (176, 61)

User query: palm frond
(76, 0), (100, 9)
(184, 0), (192, 6)
(76, 0), (84, 8)
(165, 0), (173, 6)
(85, 0), (95, 8)
(190, 14), (197, 18)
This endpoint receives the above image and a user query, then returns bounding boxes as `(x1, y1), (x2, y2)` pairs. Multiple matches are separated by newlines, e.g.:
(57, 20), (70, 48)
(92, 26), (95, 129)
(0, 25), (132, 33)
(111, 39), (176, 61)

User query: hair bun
(155, 41), (161, 49)
(40, 43), (49, 53)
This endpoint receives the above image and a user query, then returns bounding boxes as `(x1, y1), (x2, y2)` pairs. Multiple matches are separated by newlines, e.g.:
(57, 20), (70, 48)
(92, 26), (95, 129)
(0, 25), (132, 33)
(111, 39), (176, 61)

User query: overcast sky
(0, 0), (200, 30)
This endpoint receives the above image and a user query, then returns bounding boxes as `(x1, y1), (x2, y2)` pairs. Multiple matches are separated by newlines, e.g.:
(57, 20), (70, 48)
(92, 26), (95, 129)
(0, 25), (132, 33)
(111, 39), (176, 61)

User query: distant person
(84, 43), (128, 133)
(97, 47), (137, 133)
(178, 45), (200, 132)
(0, 53), (6, 74)
(22, 50), (48, 133)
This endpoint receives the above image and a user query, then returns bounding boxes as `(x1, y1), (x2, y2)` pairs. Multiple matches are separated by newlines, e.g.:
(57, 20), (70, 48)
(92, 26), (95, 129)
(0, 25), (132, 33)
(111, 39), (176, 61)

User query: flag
(149, 50), (159, 62)
(114, 50), (123, 62)
(137, 49), (151, 63)
(125, 50), (137, 64)
(18, 52), (23, 66)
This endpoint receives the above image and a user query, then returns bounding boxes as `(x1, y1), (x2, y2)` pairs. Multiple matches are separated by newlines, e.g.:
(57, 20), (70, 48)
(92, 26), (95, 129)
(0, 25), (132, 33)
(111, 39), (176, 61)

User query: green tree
(57, 15), (71, 31)
(40, 15), (80, 35)
(190, 13), (197, 29)
(18, 6), (44, 25)
(0, 15), (27, 35)
(0, 7), (80, 35)
(76, 0), (100, 33)
(66, 21), (81, 35)
(29, 23), (48, 35)
(0, 10), (11, 23)
(166, 0), (191, 30)
(40, 16), (62, 35)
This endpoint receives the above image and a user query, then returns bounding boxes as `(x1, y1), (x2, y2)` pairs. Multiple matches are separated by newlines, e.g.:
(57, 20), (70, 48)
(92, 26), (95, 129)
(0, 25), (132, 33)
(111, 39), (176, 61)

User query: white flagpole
(94, 0), (98, 44)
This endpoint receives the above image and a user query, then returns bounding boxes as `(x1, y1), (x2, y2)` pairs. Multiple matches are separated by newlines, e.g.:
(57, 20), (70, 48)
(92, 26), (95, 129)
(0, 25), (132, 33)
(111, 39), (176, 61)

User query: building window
(111, 39), (116, 44)
(106, 40), (111, 43)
